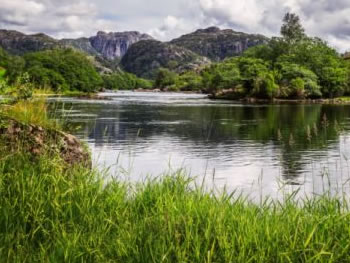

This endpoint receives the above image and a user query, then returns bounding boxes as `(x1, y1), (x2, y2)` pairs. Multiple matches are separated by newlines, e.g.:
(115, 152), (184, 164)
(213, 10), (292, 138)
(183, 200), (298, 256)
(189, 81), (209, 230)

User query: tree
(280, 13), (306, 44)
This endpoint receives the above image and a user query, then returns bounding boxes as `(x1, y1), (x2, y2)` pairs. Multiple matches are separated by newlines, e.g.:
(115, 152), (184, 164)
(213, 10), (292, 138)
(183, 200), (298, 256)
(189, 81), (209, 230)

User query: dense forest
(0, 13), (350, 100)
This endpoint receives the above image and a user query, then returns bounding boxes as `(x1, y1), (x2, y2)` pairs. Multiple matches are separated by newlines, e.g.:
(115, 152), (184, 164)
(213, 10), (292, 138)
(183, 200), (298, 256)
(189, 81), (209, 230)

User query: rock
(0, 30), (60, 55)
(89, 31), (153, 60)
(0, 118), (91, 167)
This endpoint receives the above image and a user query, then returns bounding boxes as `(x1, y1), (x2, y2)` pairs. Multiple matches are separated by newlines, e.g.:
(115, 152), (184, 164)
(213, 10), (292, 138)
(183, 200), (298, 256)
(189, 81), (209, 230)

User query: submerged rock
(0, 118), (91, 167)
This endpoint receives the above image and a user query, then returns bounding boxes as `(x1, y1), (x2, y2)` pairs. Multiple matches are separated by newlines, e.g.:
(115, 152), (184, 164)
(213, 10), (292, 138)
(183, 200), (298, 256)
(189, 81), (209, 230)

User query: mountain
(0, 29), (153, 61)
(0, 30), (60, 55)
(0, 27), (269, 78)
(89, 31), (153, 60)
(121, 40), (210, 79)
(60, 37), (100, 57)
(170, 27), (268, 61)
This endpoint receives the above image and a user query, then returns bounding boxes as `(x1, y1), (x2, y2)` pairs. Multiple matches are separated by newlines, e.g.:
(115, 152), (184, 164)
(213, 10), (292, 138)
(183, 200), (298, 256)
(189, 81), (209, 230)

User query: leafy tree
(280, 13), (306, 44)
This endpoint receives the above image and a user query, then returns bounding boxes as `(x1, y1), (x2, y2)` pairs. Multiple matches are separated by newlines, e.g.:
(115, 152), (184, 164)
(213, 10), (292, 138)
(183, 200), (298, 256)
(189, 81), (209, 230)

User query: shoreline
(31, 89), (350, 105)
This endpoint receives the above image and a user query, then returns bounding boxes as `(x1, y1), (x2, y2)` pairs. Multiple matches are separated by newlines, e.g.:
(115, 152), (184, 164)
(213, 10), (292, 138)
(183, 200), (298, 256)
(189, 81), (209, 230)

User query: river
(49, 91), (350, 199)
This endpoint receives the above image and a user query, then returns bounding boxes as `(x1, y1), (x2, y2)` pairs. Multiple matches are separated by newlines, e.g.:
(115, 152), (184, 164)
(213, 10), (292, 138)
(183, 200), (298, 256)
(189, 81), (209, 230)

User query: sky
(0, 0), (350, 52)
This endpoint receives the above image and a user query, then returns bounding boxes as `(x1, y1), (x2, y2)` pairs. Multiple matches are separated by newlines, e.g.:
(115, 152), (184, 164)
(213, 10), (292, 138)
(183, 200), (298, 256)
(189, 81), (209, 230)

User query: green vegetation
(103, 71), (153, 90)
(0, 47), (153, 95)
(154, 13), (350, 99)
(23, 49), (103, 93)
(1, 145), (350, 262)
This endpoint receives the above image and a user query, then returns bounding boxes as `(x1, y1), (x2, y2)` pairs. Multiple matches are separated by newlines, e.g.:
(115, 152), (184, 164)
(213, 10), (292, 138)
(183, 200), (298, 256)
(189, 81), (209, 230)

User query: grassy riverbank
(1, 100), (350, 262)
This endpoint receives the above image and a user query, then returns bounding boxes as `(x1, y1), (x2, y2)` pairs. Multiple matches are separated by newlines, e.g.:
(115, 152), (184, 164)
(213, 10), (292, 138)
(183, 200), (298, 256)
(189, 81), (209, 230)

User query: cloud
(0, 0), (349, 51)
(147, 0), (350, 51)
(0, 0), (117, 38)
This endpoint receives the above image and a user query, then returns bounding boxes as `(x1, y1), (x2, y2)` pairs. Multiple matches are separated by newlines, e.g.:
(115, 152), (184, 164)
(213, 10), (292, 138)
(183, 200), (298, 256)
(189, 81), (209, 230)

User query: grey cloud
(0, 0), (349, 51)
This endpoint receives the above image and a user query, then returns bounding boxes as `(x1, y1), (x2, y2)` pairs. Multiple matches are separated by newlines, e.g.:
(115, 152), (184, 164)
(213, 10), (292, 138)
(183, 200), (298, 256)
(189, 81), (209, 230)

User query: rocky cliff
(121, 40), (210, 79)
(171, 27), (269, 61)
(89, 31), (153, 60)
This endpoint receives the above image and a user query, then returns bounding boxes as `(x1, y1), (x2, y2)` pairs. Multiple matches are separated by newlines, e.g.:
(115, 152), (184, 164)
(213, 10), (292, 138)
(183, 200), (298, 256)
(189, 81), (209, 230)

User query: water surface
(50, 91), (350, 199)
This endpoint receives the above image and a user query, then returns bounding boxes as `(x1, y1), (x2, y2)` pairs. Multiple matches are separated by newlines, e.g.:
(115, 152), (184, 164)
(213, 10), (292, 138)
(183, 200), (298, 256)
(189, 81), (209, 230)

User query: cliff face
(121, 40), (210, 79)
(60, 37), (100, 57)
(171, 27), (269, 61)
(89, 31), (153, 60)
(0, 30), (59, 55)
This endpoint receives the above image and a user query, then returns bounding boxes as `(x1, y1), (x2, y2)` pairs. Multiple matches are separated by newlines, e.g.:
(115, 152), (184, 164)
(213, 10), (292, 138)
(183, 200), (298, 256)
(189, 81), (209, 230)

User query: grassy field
(1, 100), (350, 262)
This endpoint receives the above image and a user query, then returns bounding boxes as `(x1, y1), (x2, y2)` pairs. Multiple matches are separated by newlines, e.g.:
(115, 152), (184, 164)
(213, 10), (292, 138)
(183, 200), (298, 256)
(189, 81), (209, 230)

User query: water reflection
(49, 91), (350, 198)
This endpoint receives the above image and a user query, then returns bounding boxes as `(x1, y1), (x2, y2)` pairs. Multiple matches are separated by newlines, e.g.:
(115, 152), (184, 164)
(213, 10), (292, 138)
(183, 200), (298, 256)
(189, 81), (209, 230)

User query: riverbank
(1, 99), (350, 262)
(209, 91), (350, 105)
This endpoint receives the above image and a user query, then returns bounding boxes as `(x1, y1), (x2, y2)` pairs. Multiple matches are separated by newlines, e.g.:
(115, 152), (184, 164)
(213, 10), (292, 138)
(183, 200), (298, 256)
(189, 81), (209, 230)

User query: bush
(154, 68), (178, 90)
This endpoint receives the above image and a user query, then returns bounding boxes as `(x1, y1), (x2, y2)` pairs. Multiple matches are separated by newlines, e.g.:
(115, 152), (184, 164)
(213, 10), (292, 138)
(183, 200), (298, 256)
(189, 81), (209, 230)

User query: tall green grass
(0, 150), (350, 262)
(0, 98), (62, 130)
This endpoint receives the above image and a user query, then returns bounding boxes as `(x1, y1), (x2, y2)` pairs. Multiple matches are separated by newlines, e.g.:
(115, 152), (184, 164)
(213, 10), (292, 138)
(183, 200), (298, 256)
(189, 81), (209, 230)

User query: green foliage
(276, 62), (322, 98)
(154, 68), (178, 90)
(23, 49), (103, 92)
(192, 12), (349, 100)
(0, 48), (25, 83)
(280, 12), (306, 44)
(0, 67), (5, 80)
(290, 77), (305, 98)
(103, 72), (152, 90)
(176, 71), (203, 91)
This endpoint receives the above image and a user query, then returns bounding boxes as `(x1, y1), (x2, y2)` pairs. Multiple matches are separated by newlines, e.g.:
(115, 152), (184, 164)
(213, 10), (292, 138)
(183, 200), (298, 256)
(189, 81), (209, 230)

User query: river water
(50, 91), (350, 199)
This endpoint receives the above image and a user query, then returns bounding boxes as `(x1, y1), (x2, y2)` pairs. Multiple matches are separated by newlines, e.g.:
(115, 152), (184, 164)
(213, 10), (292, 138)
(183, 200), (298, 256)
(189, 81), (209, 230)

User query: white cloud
(0, 0), (350, 51)
(0, 0), (117, 38)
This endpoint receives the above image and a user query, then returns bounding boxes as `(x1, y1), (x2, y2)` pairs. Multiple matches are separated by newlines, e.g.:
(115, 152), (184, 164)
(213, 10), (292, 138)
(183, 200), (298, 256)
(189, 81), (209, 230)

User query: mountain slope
(0, 30), (60, 55)
(171, 27), (269, 61)
(89, 31), (153, 60)
(121, 40), (210, 79)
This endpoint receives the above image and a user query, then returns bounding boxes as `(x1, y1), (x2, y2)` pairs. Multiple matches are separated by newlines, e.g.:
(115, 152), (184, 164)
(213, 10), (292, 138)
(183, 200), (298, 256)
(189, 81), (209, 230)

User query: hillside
(171, 27), (268, 61)
(0, 30), (60, 55)
(121, 40), (210, 79)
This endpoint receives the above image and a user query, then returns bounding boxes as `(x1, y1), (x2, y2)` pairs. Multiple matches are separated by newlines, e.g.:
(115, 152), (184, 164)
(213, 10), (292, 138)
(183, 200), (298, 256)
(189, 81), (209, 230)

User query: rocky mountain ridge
(171, 26), (269, 61)
(121, 40), (211, 78)
(0, 27), (270, 78)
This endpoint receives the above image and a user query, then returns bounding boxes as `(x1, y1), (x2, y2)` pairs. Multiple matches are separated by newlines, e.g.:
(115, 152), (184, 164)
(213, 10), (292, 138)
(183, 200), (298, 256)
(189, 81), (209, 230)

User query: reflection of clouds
(50, 92), (350, 198)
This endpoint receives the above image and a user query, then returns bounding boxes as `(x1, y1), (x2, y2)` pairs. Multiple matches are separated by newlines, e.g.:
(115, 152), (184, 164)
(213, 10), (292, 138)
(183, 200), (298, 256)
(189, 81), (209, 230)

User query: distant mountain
(170, 27), (268, 61)
(121, 40), (210, 78)
(0, 27), (269, 78)
(0, 29), (153, 61)
(0, 30), (60, 55)
(89, 31), (153, 60)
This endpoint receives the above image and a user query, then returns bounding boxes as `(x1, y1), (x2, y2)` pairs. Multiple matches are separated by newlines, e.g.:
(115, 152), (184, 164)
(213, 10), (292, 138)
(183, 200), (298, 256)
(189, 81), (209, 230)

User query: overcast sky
(1, 0), (350, 51)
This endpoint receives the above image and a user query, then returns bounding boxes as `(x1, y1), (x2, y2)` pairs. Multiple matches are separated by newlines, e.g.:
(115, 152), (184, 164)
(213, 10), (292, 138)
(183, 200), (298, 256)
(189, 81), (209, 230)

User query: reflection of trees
(52, 101), (350, 179)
